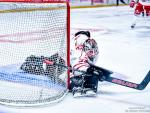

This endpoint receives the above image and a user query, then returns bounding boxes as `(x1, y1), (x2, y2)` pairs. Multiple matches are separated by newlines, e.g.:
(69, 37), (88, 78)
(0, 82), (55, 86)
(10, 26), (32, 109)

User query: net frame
(0, 0), (70, 107)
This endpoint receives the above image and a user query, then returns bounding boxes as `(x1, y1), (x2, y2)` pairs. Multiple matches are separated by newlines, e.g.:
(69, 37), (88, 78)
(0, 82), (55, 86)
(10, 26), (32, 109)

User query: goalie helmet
(74, 31), (90, 50)
(83, 38), (99, 63)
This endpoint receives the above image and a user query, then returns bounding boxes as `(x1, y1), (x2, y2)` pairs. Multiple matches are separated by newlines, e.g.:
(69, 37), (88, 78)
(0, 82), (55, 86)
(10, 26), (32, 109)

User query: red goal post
(0, 0), (70, 107)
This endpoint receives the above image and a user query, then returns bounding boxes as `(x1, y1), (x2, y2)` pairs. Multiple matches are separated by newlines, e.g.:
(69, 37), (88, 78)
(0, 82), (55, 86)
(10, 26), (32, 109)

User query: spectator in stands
(116, 0), (127, 6)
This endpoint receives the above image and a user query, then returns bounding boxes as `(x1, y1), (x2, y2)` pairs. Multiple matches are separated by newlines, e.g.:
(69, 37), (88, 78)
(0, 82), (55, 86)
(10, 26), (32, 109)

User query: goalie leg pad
(69, 75), (84, 91)
(84, 75), (99, 93)
(20, 53), (65, 76)
(20, 56), (44, 75)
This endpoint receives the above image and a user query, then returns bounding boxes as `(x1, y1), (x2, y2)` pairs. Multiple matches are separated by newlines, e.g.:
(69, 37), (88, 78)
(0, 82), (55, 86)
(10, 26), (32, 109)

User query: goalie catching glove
(20, 53), (65, 76)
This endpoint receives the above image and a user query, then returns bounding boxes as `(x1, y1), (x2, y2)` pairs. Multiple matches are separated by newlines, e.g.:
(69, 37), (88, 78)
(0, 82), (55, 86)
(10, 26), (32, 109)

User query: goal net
(0, 0), (70, 107)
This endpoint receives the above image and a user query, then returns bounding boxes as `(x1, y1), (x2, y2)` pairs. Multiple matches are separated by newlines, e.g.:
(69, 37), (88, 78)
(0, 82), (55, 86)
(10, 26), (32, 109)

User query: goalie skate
(72, 87), (96, 97)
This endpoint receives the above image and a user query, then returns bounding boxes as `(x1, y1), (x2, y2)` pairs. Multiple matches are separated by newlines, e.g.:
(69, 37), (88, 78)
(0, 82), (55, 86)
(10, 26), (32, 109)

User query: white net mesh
(0, 1), (70, 106)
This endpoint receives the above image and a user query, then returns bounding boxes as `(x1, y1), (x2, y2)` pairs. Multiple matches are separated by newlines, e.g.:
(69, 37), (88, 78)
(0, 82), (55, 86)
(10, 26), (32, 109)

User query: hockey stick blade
(105, 70), (150, 90)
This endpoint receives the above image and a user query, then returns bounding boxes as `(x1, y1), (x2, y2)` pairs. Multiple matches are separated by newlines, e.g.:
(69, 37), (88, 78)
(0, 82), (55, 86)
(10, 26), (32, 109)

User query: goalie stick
(89, 63), (150, 90)
(44, 60), (150, 90)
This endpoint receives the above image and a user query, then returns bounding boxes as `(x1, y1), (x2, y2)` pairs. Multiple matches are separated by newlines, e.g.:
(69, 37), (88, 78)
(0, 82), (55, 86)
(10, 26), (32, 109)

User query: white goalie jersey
(70, 31), (99, 76)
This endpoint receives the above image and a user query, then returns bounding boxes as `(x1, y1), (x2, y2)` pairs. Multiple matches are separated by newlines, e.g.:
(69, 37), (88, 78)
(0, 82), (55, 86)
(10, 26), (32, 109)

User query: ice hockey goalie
(69, 31), (100, 96)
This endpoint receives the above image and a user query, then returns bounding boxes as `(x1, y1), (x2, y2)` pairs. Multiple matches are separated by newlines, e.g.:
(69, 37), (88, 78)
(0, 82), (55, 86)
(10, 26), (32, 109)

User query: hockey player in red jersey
(69, 31), (100, 95)
(130, 0), (150, 28)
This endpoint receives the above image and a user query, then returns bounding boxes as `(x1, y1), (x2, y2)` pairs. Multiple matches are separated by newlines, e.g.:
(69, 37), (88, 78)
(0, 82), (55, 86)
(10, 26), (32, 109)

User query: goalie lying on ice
(20, 31), (100, 95)
(69, 31), (100, 95)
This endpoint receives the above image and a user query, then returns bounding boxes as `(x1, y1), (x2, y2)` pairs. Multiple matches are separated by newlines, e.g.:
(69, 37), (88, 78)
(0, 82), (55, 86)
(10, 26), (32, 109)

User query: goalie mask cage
(0, 0), (70, 107)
